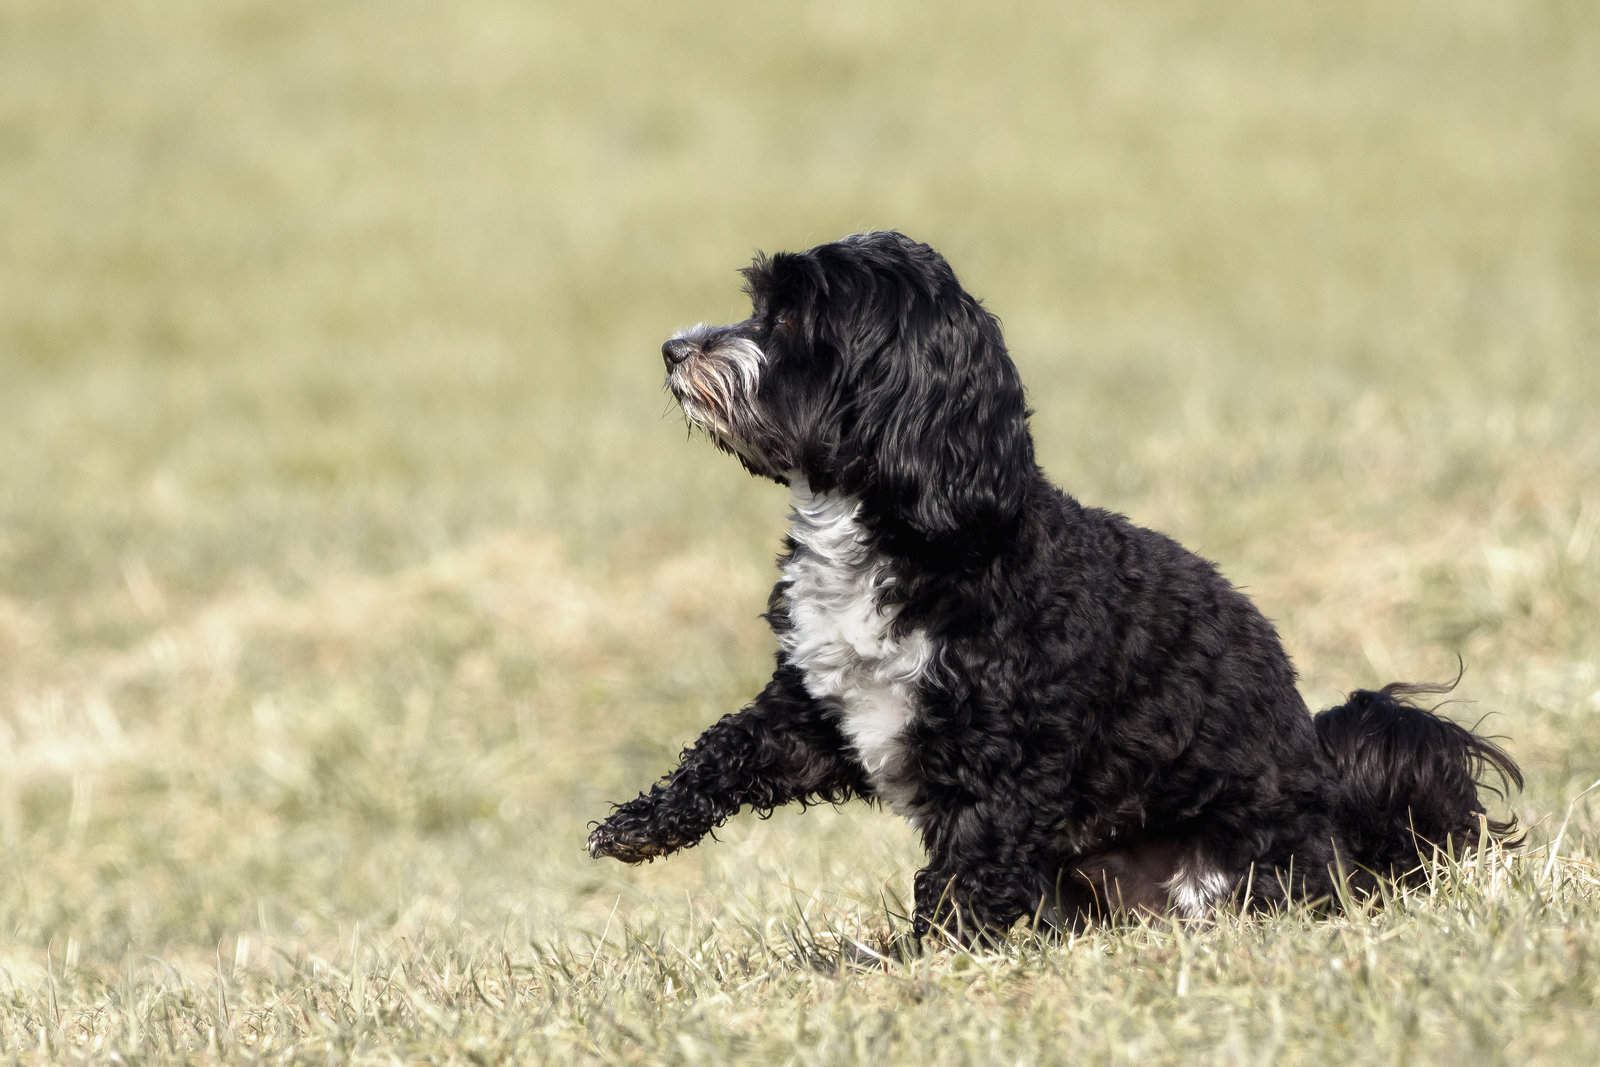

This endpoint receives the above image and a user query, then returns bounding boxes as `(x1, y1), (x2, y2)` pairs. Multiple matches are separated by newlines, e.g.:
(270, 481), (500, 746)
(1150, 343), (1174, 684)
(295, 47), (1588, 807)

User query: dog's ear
(839, 292), (1034, 550)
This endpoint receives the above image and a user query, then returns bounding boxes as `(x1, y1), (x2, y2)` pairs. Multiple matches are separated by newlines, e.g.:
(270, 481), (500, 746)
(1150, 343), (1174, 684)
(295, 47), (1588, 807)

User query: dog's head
(662, 231), (1035, 549)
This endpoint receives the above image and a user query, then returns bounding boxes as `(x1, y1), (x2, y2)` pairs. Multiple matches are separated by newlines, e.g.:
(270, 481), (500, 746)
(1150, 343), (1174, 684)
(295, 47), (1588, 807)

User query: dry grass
(2, 0), (1598, 1062)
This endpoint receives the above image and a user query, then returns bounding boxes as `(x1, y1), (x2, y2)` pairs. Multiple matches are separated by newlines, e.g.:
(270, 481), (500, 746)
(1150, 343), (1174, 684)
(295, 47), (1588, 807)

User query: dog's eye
(773, 312), (796, 331)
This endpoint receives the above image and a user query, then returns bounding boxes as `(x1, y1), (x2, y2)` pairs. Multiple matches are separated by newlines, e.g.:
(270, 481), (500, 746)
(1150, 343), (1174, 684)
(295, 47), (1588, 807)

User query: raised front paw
(586, 820), (668, 864)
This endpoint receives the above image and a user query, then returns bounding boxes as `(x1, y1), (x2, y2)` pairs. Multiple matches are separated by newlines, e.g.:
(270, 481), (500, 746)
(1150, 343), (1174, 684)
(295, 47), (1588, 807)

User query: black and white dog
(588, 231), (1520, 942)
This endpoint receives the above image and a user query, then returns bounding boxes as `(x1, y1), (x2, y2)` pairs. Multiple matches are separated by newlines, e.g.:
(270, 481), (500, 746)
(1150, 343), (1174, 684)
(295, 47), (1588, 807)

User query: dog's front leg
(912, 817), (1048, 946)
(913, 863), (1043, 947)
(588, 666), (867, 863)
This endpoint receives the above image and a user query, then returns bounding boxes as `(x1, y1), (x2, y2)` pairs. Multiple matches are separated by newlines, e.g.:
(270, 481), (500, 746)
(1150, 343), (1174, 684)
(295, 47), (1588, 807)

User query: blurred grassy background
(1, 0), (1597, 1060)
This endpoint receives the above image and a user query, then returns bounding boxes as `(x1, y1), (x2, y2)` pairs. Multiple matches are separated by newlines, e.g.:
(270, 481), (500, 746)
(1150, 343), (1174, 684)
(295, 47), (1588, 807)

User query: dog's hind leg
(587, 666), (870, 863)
(1056, 840), (1188, 926)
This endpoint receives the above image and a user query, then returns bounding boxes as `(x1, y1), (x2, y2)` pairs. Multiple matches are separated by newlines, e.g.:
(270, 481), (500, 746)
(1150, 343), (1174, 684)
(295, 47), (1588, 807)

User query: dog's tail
(1312, 673), (1522, 889)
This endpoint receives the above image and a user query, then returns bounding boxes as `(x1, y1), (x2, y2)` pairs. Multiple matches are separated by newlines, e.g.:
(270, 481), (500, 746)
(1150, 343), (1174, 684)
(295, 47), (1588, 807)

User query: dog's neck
(784, 475), (863, 555)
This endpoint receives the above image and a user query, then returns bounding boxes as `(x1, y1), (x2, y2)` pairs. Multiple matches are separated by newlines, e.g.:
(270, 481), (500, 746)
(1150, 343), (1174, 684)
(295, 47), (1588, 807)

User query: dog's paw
(586, 822), (664, 864)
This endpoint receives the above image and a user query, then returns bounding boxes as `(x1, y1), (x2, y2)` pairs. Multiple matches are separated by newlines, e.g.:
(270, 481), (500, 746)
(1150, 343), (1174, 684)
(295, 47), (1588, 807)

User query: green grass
(2, 0), (1598, 1061)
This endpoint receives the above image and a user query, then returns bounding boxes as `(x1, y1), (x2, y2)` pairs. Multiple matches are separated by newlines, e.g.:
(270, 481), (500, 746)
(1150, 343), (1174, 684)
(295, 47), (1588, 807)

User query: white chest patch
(778, 480), (933, 819)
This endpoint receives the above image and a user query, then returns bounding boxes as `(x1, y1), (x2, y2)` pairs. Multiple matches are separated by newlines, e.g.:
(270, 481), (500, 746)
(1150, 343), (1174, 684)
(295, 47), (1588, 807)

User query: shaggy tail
(1313, 675), (1523, 888)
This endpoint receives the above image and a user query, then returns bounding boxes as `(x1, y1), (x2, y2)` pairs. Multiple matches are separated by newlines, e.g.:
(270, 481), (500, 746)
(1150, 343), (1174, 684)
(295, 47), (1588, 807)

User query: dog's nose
(662, 337), (696, 368)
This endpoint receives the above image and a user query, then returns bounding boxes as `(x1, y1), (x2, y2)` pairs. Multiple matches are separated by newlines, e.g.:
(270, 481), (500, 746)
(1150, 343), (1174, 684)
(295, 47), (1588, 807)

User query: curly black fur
(589, 231), (1523, 943)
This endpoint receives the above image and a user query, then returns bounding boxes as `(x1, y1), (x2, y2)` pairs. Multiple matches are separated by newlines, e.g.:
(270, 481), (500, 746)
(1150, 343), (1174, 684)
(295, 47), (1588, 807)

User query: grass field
(2, 0), (1598, 1061)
